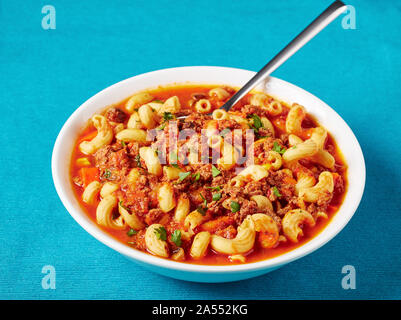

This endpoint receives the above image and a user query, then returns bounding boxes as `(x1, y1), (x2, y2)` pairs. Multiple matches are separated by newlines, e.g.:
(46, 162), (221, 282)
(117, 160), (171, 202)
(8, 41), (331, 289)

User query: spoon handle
(221, 0), (347, 111)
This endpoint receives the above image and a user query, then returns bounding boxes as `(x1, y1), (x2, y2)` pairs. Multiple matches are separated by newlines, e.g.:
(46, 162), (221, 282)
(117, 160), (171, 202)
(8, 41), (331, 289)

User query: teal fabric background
(1, 0), (400, 299)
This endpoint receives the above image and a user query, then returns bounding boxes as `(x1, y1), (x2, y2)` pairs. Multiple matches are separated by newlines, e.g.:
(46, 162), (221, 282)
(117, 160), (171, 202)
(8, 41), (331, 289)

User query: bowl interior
(52, 66), (365, 273)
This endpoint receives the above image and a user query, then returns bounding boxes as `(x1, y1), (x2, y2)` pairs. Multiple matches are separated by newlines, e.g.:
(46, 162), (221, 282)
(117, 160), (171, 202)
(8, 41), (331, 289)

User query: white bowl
(52, 66), (365, 282)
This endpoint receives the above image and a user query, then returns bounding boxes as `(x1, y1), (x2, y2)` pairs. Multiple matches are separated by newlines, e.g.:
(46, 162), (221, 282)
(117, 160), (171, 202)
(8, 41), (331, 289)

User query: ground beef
(94, 145), (132, 182)
(94, 146), (131, 171)
(333, 173), (345, 195)
(215, 225), (237, 239)
(240, 104), (269, 118)
(181, 113), (211, 132)
(130, 230), (146, 251)
(144, 208), (164, 225)
(216, 119), (241, 131)
(192, 164), (213, 181)
(267, 171), (295, 201)
(233, 199), (258, 224)
(253, 137), (276, 156)
(106, 107), (127, 123)
(242, 181), (264, 196)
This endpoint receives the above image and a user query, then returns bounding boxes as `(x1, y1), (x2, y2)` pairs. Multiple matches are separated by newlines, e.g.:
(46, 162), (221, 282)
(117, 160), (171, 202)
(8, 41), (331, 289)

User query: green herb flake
(171, 230), (182, 247)
(206, 185), (222, 191)
(211, 165), (221, 178)
(119, 201), (130, 212)
(272, 141), (286, 155)
(153, 99), (164, 103)
(127, 228), (137, 237)
(200, 193), (207, 206)
(103, 169), (112, 179)
(250, 114), (263, 130)
(273, 186), (282, 198)
(154, 226), (167, 241)
(121, 141), (126, 148)
(230, 201), (240, 213)
(178, 171), (191, 183)
(163, 112), (174, 121)
(193, 172), (200, 181)
(135, 155), (142, 168)
(212, 193), (222, 202)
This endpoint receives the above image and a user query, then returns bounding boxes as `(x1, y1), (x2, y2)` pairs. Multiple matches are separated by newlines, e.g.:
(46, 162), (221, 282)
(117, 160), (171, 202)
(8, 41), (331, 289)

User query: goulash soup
(70, 85), (346, 265)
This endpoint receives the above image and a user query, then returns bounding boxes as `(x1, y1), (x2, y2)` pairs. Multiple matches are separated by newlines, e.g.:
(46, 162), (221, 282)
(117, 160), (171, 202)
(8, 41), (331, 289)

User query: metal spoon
(180, 0), (346, 118)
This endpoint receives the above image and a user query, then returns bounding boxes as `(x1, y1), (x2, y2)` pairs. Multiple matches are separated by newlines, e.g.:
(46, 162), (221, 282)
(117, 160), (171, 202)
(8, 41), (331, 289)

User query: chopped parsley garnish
(154, 226), (167, 241)
(206, 185), (222, 191)
(200, 194), (207, 206)
(163, 112), (174, 121)
(211, 165), (221, 177)
(135, 155), (142, 168)
(230, 201), (240, 213)
(171, 230), (182, 247)
(273, 186), (282, 197)
(250, 114), (263, 131)
(197, 194), (208, 215)
(153, 99), (164, 103)
(273, 141), (286, 155)
(219, 128), (231, 137)
(248, 114), (268, 139)
(212, 193), (222, 202)
(192, 172), (200, 181)
(171, 163), (180, 169)
(127, 228), (137, 236)
(103, 169), (112, 179)
(119, 201), (130, 211)
(121, 141), (126, 147)
(178, 171), (191, 183)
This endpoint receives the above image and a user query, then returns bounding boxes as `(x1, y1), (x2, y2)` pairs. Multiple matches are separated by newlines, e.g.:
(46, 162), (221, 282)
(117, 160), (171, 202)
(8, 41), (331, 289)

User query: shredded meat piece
(130, 230), (146, 251)
(192, 164), (213, 181)
(233, 199), (258, 224)
(267, 171), (295, 201)
(216, 119), (241, 131)
(182, 113), (211, 132)
(240, 104), (269, 118)
(106, 107), (127, 123)
(144, 209), (164, 225)
(243, 181), (264, 196)
(215, 225), (237, 239)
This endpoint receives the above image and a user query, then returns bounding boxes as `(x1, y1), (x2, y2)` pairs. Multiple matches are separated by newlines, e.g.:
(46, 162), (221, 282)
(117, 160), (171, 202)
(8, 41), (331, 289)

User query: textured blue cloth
(1, 0), (400, 299)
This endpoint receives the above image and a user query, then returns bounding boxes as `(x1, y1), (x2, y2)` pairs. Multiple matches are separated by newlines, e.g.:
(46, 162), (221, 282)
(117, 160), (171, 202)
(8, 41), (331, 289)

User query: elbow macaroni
(145, 224), (169, 257)
(79, 115), (113, 155)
